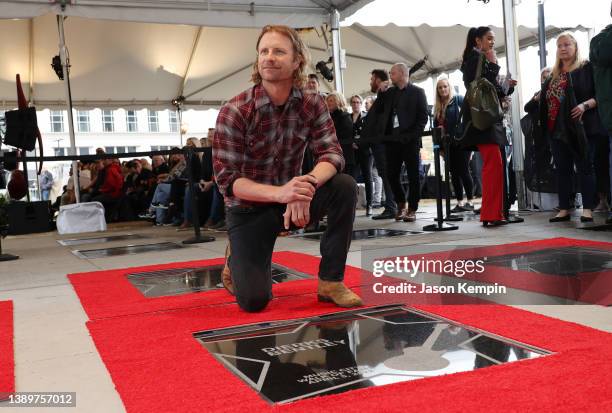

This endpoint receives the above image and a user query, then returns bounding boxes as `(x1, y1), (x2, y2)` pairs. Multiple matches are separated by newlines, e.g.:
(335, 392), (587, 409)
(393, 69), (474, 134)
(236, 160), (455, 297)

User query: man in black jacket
(364, 63), (428, 222)
(360, 69), (397, 220)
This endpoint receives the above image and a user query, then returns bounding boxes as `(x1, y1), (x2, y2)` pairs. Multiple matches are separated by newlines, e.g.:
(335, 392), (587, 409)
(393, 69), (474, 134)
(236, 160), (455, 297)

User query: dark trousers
(354, 145), (373, 207)
(501, 147), (518, 213)
(470, 152), (483, 197)
(92, 193), (121, 221)
(362, 142), (395, 211)
(449, 147), (474, 202)
(550, 137), (597, 210)
(385, 140), (421, 211)
(593, 134), (610, 196)
(226, 174), (357, 312)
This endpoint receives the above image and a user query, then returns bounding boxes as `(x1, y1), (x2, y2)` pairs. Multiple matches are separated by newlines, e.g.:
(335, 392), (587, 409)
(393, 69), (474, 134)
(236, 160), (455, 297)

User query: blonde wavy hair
(433, 77), (455, 122)
(251, 25), (310, 89)
(552, 32), (585, 80)
(326, 92), (348, 112)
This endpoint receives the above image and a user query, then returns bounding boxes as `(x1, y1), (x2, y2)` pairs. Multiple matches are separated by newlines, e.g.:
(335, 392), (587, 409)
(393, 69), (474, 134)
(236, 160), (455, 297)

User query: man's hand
(283, 200), (311, 229)
(275, 175), (318, 204)
(199, 180), (214, 192)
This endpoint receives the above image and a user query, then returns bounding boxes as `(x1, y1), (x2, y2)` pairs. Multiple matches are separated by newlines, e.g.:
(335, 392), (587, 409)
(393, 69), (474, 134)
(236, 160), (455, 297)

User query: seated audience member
(126, 160), (155, 215)
(92, 159), (124, 216)
(60, 163), (92, 207)
(147, 151), (186, 225)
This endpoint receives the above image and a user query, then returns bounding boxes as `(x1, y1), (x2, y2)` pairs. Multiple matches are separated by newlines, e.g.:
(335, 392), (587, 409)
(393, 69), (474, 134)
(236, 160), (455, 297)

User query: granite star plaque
(194, 305), (549, 404)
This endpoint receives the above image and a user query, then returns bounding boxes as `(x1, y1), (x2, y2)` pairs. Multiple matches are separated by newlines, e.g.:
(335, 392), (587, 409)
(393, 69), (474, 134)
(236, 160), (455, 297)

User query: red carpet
(0, 300), (14, 399)
(68, 252), (366, 320)
(85, 293), (612, 413)
(70, 243), (612, 411)
(393, 237), (612, 305)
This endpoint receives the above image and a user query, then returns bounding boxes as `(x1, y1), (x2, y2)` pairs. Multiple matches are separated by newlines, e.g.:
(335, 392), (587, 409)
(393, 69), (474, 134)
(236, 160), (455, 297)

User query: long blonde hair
(251, 25), (310, 89)
(326, 92), (348, 112)
(433, 77), (455, 122)
(186, 137), (202, 160)
(552, 32), (585, 80)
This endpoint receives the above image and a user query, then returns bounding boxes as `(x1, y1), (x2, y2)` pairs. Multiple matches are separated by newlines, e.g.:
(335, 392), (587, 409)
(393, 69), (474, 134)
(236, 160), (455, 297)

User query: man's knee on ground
(330, 173), (358, 198)
(236, 294), (271, 313)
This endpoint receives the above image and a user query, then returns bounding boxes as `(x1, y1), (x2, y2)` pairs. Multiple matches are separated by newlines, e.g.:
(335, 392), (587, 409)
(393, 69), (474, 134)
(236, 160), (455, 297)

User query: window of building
(50, 111), (64, 133)
(169, 110), (178, 133)
(104, 146), (137, 155)
(102, 110), (114, 132)
(148, 110), (159, 132)
(151, 145), (171, 151)
(54, 147), (67, 156)
(126, 110), (138, 132)
(78, 147), (90, 156)
(77, 110), (90, 132)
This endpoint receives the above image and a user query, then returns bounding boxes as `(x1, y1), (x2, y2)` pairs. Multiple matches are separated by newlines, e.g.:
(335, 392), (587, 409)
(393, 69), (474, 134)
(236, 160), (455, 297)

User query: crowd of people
(42, 12), (611, 235)
(301, 23), (611, 228)
(38, 17), (612, 313)
(52, 130), (227, 230)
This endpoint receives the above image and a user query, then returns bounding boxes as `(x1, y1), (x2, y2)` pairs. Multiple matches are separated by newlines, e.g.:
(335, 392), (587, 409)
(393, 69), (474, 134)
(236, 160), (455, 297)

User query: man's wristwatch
(582, 102), (590, 111)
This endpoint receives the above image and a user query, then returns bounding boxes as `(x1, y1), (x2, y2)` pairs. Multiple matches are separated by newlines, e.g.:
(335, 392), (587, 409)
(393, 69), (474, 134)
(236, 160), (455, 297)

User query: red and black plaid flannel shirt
(213, 84), (345, 208)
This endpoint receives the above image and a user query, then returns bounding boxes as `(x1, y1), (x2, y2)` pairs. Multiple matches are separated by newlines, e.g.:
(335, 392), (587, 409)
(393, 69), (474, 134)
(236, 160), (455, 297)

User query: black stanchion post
(22, 156), (31, 203)
(423, 127), (458, 232)
(182, 147), (215, 245)
(0, 233), (19, 261)
(442, 135), (462, 222)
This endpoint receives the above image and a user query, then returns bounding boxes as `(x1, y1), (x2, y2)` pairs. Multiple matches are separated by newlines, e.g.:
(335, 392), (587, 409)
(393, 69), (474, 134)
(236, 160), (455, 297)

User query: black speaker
(2, 151), (18, 171)
(6, 201), (51, 235)
(4, 107), (38, 151)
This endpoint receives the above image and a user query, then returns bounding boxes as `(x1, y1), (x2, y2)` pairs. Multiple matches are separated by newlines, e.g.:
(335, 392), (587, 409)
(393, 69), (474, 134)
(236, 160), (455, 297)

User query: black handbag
(566, 73), (589, 160)
(4, 107), (38, 151)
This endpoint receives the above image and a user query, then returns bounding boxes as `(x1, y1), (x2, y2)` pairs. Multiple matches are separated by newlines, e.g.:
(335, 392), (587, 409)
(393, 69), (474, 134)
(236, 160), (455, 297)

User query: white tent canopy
(0, 0), (371, 28)
(0, 0), (607, 110)
(0, 20), (579, 110)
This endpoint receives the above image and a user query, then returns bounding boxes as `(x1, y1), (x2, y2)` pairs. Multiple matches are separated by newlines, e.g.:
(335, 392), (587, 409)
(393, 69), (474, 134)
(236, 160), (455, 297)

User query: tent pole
(537, 1), (547, 69)
(502, 0), (526, 210)
(330, 8), (344, 94)
(57, 15), (80, 203)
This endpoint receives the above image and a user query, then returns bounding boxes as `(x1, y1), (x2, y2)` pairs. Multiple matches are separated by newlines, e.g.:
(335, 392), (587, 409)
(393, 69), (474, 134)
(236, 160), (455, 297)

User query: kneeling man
(213, 25), (361, 312)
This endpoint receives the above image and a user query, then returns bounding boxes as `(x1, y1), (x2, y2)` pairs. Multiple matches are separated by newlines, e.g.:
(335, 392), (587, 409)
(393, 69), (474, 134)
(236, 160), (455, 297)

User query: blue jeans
(150, 183), (171, 224)
(550, 137), (597, 210)
(209, 184), (225, 224)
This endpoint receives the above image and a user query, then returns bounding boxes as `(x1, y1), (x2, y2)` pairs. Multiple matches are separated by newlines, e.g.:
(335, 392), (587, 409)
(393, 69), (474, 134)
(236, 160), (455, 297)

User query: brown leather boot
(317, 281), (363, 308)
(395, 202), (407, 221)
(221, 243), (234, 295)
(402, 208), (416, 222)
